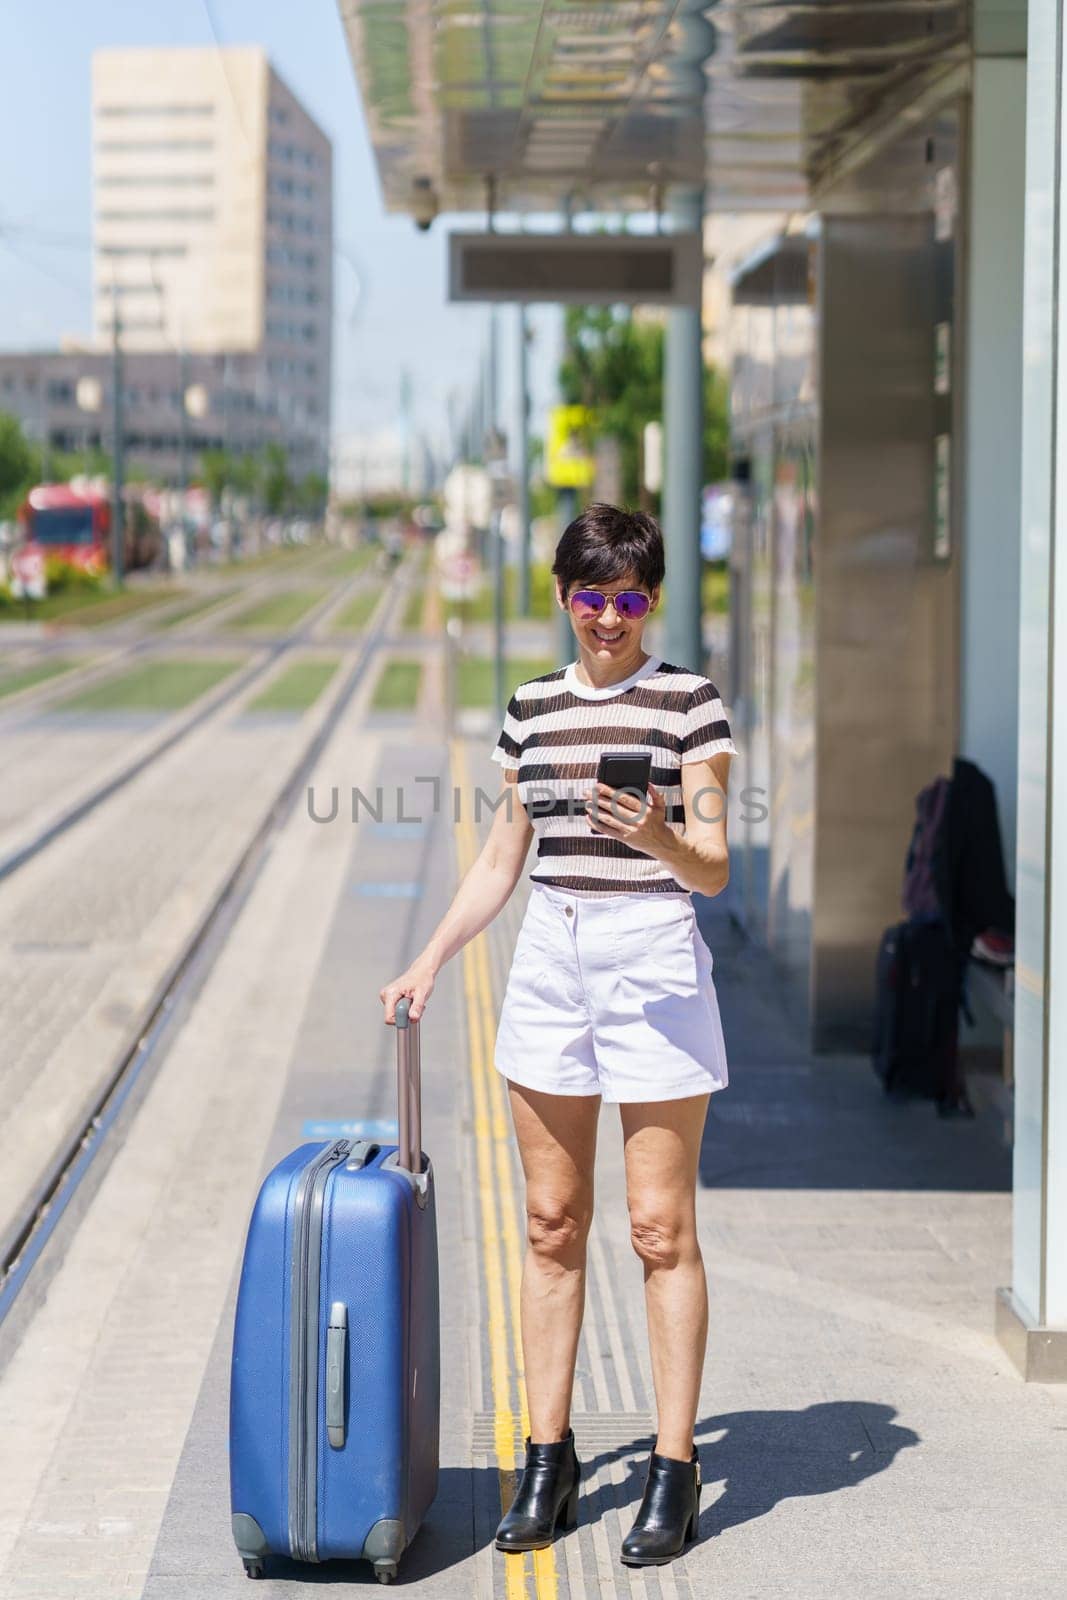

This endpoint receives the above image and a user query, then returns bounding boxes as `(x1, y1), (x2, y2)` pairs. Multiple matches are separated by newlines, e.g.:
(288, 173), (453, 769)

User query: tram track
(0, 555), (413, 1345)
(0, 551), (395, 887)
(0, 544), (343, 704)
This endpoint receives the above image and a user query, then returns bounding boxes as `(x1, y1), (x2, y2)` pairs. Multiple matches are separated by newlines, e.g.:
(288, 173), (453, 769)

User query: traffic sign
(441, 551), (475, 579)
(11, 545), (47, 601)
(546, 405), (596, 489)
(488, 457), (514, 509)
(440, 549), (481, 599)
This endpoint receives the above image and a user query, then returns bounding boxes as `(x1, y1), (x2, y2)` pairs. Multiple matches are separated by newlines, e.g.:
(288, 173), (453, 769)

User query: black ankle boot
(620, 1446), (701, 1566)
(495, 1427), (581, 1552)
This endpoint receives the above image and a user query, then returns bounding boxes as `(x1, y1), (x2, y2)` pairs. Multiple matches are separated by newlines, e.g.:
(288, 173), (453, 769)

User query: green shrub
(42, 556), (105, 595)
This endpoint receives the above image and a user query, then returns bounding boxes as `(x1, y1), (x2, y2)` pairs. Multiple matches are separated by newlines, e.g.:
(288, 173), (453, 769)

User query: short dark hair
(551, 502), (665, 600)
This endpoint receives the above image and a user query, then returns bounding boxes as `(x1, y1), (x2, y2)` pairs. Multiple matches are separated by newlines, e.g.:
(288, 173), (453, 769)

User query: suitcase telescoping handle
(393, 996), (422, 1175)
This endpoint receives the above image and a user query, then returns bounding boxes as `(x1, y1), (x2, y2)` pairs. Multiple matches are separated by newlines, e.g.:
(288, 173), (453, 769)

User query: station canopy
(336, 0), (969, 218)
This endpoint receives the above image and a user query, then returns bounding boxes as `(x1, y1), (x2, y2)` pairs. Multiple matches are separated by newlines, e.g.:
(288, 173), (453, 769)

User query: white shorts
(493, 880), (729, 1104)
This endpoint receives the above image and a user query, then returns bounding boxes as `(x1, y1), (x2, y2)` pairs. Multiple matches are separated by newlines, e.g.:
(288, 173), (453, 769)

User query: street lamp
(75, 375), (102, 477)
(108, 277), (125, 588)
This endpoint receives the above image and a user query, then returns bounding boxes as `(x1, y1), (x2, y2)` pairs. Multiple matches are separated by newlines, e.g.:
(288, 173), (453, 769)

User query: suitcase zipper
(288, 1139), (351, 1562)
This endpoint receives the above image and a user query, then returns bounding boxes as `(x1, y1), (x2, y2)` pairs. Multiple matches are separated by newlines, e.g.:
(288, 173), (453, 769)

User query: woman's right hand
(380, 960), (436, 1025)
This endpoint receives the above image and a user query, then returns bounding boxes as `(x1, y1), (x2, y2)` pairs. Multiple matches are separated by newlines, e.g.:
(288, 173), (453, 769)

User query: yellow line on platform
(450, 738), (560, 1600)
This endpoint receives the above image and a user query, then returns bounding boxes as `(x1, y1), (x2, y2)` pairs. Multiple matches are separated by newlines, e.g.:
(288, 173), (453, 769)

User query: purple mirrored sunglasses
(567, 588), (652, 621)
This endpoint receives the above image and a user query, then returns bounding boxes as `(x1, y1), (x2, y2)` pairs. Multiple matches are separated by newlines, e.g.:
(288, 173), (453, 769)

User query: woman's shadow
(583, 1401), (919, 1536)
(251, 1404), (919, 1581)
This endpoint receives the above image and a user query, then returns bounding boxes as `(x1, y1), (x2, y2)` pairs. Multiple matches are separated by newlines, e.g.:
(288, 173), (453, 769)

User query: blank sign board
(448, 231), (703, 306)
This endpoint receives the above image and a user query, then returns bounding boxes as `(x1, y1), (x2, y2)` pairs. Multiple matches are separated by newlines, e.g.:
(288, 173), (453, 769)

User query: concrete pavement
(0, 600), (1062, 1598)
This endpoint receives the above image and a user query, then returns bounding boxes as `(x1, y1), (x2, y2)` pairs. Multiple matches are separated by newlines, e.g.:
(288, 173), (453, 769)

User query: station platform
(0, 636), (1065, 1600)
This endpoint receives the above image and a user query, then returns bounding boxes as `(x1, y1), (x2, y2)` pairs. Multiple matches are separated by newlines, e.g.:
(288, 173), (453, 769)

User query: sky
(0, 0), (562, 463)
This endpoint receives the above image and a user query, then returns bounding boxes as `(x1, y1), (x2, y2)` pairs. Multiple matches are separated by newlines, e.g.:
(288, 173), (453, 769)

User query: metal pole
(485, 308), (505, 726)
(662, 183), (705, 675)
(446, 386), (461, 466)
(222, 352), (231, 458)
(38, 361), (50, 482)
(443, 607), (456, 740)
(556, 487), (577, 668)
(516, 304), (531, 618)
(177, 345), (188, 497)
(110, 280), (125, 589)
(492, 501), (505, 729)
(487, 308), (499, 428)
(177, 343), (190, 568)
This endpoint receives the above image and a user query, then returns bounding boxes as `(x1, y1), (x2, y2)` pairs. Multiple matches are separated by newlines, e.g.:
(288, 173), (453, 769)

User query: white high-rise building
(91, 46), (332, 471)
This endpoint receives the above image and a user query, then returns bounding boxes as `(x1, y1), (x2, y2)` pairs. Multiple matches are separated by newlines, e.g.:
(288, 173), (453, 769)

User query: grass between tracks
(0, 657), (84, 700)
(246, 658), (341, 712)
(456, 655), (556, 708)
(48, 657), (246, 712)
(227, 588), (329, 630)
(372, 658), (422, 711)
(148, 587), (241, 630)
(0, 585), (187, 628)
(330, 584), (385, 633)
(319, 546), (378, 579)
(400, 583), (425, 631)
(218, 543), (322, 573)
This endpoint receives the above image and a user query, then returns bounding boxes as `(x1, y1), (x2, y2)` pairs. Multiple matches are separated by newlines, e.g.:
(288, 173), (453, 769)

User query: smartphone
(596, 750), (652, 797)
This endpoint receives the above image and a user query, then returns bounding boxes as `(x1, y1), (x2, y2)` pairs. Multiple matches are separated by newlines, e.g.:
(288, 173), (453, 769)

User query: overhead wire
(2, 20), (369, 470)
(0, 219), (87, 298)
(198, 0), (365, 326)
(197, 0), (367, 465)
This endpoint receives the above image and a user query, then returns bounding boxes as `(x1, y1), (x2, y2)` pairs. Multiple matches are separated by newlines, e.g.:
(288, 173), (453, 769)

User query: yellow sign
(546, 405), (596, 489)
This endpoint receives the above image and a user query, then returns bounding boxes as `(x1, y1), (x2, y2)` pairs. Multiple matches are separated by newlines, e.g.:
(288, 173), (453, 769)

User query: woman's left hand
(585, 781), (673, 858)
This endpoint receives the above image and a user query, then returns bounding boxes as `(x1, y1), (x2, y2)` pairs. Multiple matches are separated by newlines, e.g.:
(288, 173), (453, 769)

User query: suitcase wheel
(374, 1560), (398, 1584)
(243, 1559), (265, 1580)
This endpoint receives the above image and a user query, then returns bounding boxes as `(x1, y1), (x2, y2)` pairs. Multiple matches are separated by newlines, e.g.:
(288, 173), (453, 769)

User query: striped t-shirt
(489, 653), (737, 896)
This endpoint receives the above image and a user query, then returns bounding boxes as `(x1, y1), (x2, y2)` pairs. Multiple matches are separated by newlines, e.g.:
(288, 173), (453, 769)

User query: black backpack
(872, 771), (974, 1115)
(901, 776), (951, 920)
(871, 918), (970, 1111)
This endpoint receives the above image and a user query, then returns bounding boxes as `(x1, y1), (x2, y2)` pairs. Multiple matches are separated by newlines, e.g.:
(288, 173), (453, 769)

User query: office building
(86, 45), (332, 475)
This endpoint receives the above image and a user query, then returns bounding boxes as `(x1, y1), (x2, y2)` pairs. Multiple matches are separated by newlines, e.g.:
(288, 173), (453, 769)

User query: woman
(380, 503), (735, 1567)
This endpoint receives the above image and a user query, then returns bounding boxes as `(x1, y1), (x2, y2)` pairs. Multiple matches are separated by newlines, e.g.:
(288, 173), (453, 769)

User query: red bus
(17, 484), (160, 574)
(17, 485), (110, 574)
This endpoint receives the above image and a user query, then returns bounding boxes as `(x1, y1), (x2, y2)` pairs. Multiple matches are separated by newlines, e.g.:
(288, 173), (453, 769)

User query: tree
(230, 452), (260, 500)
(703, 363), (729, 486)
(200, 448), (260, 505)
(0, 412), (156, 521)
(296, 471), (328, 514)
(200, 448), (235, 506)
(260, 443), (291, 515)
(557, 307), (730, 506)
(0, 411), (36, 518)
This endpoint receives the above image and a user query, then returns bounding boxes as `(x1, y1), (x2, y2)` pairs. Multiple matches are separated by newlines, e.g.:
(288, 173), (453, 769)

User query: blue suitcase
(229, 999), (439, 1583)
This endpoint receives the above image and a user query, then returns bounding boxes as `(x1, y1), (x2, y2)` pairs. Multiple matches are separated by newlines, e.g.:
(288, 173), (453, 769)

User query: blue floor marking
(354, 881), (422, 897)
(302, 1117), (399, 1140)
